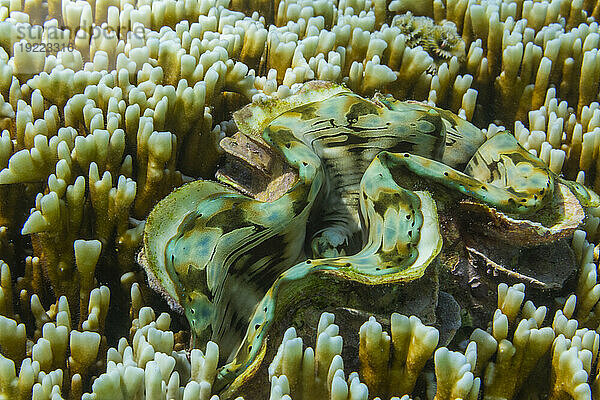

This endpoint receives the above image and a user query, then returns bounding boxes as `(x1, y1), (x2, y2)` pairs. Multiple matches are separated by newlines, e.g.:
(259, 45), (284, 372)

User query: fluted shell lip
(460, 182), (585, 247)
(141, 180), (239, 312)
(136, 248), (184, 314)
(233, 80), (349, 140)
(220, 80), (348, 201)
(216, 132), (298, 202)
(324, 190), (443, 284)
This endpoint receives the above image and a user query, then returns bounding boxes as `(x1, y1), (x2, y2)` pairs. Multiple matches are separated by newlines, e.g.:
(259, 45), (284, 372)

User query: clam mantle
(140, 81), (597, 396)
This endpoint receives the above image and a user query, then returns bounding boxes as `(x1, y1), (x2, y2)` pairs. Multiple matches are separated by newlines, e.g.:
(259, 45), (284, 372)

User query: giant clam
(140, 80), (597, 397)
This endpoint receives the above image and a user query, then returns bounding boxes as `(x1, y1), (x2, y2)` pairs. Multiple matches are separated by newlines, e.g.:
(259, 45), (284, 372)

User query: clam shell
(460, 182), (585, 247)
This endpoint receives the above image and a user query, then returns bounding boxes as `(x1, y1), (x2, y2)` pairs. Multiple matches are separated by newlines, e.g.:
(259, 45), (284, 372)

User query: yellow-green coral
(0, 0), (599, 399)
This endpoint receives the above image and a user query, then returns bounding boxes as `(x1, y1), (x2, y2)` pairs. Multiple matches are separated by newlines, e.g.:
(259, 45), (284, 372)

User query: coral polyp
(1, 0), (600, 399)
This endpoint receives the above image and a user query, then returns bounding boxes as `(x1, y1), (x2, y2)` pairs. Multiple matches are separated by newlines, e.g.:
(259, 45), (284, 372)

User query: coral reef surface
(1, 0), (600, 399)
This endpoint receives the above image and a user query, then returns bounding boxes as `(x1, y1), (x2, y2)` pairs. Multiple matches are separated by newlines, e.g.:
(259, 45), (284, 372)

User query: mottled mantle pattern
(141, 81), (597, 397)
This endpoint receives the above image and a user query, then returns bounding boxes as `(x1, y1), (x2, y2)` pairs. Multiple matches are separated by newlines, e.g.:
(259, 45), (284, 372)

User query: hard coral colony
(0, 0), (600, 399)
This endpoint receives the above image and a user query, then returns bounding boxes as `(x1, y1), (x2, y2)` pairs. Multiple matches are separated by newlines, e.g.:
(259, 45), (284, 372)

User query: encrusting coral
(1, 0), (600, 399)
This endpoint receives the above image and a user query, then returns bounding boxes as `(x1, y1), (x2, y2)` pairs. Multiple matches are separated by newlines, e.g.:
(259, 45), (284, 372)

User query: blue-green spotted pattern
(142, 81), (593, 396)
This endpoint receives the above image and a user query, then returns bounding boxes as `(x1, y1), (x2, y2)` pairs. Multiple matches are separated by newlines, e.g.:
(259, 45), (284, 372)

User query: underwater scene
(2, 0), (600, 399)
